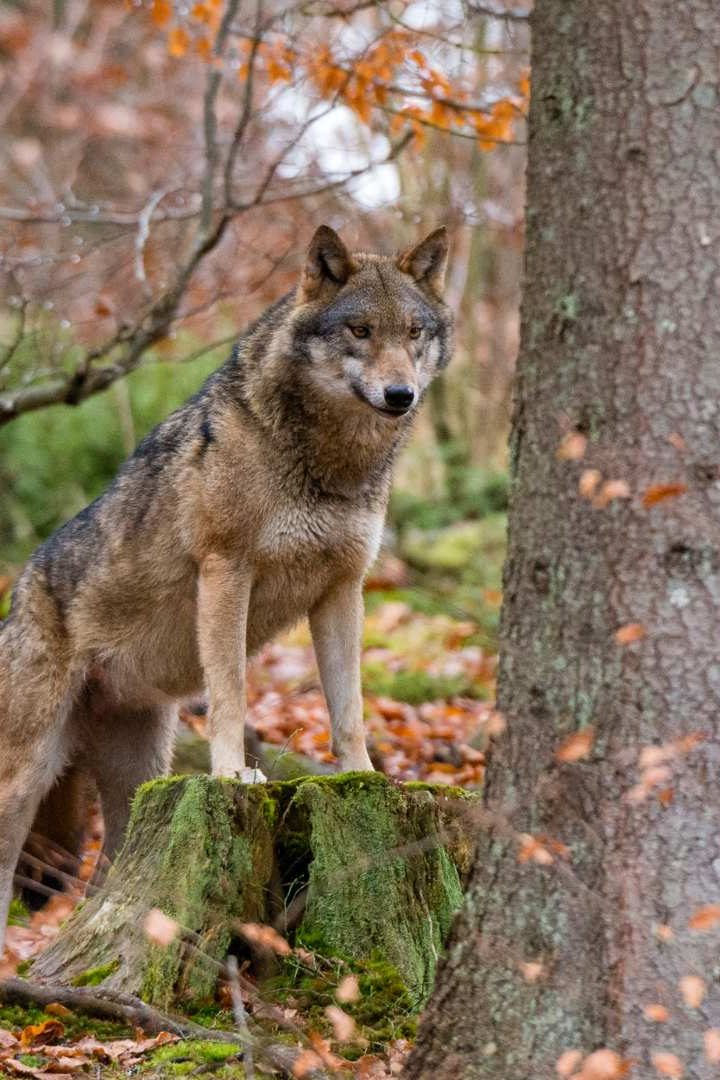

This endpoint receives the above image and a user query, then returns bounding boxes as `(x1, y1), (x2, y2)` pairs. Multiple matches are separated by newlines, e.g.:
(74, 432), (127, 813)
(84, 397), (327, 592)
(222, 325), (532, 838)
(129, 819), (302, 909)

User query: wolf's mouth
(350, 384), (412, 418)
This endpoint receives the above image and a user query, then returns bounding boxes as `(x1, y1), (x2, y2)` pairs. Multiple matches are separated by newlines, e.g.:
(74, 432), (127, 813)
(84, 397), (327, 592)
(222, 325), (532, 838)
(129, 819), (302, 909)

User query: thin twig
(199, 0), (242, 238)
(134, 189), (167, 294)
(226, 956), (254, 1080)
(223, 0), (264, 209)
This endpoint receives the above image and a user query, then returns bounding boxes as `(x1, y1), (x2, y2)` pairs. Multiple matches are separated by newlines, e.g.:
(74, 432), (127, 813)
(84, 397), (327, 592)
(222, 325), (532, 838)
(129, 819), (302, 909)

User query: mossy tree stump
(31, 774), (478, 1010)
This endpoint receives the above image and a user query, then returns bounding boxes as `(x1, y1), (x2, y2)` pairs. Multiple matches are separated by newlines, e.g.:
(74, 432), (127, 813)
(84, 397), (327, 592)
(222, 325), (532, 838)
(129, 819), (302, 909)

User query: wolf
(0, 225), (453, 952)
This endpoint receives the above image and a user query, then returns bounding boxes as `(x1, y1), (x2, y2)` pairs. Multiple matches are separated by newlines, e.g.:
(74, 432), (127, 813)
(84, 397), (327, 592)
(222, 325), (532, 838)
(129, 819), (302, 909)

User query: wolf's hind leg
(82, 700), (178, 864)
(0, 698), (70, 955)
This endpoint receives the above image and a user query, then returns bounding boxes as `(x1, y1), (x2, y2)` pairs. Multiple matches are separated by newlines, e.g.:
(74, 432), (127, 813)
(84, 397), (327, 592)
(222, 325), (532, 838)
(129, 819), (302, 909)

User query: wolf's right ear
(298, 226), (354, 302)
(397, 227), (449, 294)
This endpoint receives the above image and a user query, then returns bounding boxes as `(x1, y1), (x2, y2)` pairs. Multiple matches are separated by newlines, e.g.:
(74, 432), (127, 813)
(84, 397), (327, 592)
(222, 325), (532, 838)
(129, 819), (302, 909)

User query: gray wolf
(0, 225), (453, 951)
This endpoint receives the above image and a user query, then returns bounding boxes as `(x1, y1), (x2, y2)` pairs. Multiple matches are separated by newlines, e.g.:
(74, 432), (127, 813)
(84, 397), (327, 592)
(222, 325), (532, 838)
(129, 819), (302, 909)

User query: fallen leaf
(143, 907), (180, 947)
(336, 974), (360, 1003)
(44, 1005), (72, 1020)
(644, 1004), (669, 1022)
(238, 922), (292, 956)
(485, 710), (506, 738)
(20, 1019), (65, 1048)
(4, 1061), (69, 1079)
(556, 433), (587, 461)
(555, 728), (594, 763)
(679, 975), (705, 1008)
(704, 1029), (720, 1063)
(615, 623), (646, 645)
(519, 960), (544, 983)
(579, 469), (602, 499)
(642, 483), (687, 509)
(580, 1048), (628, 1078)
(689, 905), (720, 931)
(667, 433), (686, 452)
(292, 1049), (324, 1078)
(651, 1051), (683, 1077)
(325, 1005), (356, 1042)
(654, 923), (674, 942)
(592, 479), (631, 508)
(517, 835), (554, 866)
(556, 1050), (583, 1077)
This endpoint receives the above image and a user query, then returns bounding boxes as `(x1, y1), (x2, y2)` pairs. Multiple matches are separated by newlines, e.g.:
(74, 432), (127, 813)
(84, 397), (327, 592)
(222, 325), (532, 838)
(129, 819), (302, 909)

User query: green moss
(0, 1004), (133, 1041)
(289, 773), (464, 1005)
(31, 775), (478, 1017)
(72, 959), (121, 986)
(137, 778), (277, 1007)
(266, 949), (416, 1051)
(143, 1039), (243, 1076)
(7, 898), (29, 926)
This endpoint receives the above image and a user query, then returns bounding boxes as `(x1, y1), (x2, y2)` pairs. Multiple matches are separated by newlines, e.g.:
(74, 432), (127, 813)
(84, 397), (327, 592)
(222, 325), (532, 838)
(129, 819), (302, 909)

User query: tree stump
(31, 774), (478, 1010)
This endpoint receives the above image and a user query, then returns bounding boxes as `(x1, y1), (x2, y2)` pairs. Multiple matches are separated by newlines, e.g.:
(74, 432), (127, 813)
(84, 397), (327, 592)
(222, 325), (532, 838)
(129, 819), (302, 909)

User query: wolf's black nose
(384, 385), (415, 411)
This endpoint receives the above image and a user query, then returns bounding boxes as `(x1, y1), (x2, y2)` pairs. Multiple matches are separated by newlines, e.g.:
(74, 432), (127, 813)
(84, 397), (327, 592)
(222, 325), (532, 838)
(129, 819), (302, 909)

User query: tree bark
(406, 2), (720, 1077)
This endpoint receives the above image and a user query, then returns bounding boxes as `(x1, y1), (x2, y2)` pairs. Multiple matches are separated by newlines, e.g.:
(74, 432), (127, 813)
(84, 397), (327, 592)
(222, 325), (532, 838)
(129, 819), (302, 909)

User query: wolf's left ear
(397, 227), (449, 294)
(298, 225), (354, 302)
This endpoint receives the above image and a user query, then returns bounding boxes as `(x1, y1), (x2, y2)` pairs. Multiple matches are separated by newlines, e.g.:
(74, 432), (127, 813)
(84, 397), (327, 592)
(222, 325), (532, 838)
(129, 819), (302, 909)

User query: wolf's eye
(349, 325), (371, 339)
(409, 325), (423, 339)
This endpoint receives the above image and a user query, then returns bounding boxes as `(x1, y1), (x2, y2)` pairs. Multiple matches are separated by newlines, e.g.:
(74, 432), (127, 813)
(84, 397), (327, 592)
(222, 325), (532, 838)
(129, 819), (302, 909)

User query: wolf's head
(288, 225), (454, 421)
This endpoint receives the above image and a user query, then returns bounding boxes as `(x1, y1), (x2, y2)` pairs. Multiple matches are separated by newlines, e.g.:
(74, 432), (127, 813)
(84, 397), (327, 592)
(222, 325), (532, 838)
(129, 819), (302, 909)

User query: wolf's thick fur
(0, 226), (453, 951)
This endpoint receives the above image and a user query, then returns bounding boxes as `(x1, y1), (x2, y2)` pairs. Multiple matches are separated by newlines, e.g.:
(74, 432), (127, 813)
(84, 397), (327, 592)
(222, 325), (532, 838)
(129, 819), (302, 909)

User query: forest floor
(0, 517), (504, 1078)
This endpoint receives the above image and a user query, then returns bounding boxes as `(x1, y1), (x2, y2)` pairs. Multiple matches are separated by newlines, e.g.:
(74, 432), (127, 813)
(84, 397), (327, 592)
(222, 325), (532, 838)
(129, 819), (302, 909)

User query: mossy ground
(0, 1003), (134, 1041)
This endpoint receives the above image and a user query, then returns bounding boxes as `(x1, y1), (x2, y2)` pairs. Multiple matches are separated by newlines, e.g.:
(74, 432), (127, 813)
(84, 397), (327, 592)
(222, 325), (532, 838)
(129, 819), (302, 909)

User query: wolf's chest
(254, 501), (380, 569)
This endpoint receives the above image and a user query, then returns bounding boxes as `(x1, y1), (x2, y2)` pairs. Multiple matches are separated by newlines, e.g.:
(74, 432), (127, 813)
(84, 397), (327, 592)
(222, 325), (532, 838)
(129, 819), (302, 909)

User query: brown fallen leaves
(0, 1023), (178, 1078)
(641, 483), (688, 509)
(555, 727), (595, 763)
(615, 623), (646, 646)
(688, 904), (720, 931)
(651, 1051), (684, 1077)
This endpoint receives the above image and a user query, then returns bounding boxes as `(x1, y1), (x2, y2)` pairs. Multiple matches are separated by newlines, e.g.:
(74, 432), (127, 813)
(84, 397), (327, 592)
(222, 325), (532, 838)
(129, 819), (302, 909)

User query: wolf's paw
(237, 766), (267, 784)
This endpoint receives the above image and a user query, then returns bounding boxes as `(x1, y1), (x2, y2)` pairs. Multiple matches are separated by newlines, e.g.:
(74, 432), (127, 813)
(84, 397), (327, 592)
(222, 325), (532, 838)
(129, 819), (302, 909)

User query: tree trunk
(31, 775), (477, 1012)
(406, 2), (720, 1077)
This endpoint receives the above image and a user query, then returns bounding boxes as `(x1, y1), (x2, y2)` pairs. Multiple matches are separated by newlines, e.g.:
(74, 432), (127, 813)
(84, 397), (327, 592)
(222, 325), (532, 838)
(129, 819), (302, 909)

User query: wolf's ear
(298, 225), (354, 302)
(397, 227), (449, 294)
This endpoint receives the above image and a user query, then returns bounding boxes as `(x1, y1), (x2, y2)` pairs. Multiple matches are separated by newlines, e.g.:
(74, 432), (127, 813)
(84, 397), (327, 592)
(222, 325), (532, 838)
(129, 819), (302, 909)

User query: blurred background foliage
(0, 0), (529, 645)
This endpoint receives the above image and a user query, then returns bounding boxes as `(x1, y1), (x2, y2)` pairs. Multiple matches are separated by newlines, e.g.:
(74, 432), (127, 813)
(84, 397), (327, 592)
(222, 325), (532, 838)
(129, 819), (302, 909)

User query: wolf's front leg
(310, 577), (374, 772)
(197, 554), (265, 783)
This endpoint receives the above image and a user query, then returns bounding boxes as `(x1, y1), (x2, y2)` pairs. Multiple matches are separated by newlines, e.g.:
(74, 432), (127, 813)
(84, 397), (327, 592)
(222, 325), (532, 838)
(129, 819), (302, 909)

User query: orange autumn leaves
(144, 3), (527, 148)
(556, 430), (689, 513)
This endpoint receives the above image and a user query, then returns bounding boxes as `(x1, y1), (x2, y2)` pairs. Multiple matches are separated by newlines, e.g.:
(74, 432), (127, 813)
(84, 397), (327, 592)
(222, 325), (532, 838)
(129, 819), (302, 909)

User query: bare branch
(0, 131), (412, 426)
(134, 189), (167, 295)
(226, 955), (254, 1080)
(223, 0), (264, 208)
(0, 203), (199, 227)
(199, 0), (242, 238)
